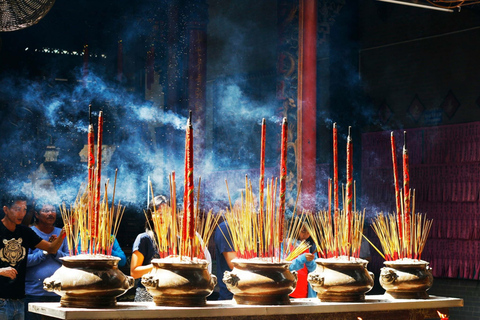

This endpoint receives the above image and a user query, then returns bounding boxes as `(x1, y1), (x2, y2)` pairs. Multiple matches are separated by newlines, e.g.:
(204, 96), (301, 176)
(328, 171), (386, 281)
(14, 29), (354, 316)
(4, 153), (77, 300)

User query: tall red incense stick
(182, 116), (189, 256)
(187, 111), (195, 259)
(87, 105), (94, 254)
(391, 132), (403, 255)
(346, 126), (353, 256)
(333, 123), (339, 256)
(171, 171), (177, 256)
(328, 178), (332, 224)
(259, 118), (266, 257)
(403, 131), (411, 258)
(93, 111), (103, 254)
(278, 118), (288, 253)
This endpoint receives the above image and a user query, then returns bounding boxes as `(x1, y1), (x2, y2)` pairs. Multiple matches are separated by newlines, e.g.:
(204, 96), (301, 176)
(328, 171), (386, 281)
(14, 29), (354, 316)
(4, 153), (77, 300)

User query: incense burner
(142, 257), (216, 307)
(308, 257), (374, 302)
(223, 259), (297, 305)
(43, 254), (134, 308)
(380, 259), (433, 299)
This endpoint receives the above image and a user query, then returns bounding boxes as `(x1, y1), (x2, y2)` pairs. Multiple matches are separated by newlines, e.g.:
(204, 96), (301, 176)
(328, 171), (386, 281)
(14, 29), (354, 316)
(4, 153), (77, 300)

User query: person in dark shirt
(0, 192), (65, 320)
(214, 220), (237, 300)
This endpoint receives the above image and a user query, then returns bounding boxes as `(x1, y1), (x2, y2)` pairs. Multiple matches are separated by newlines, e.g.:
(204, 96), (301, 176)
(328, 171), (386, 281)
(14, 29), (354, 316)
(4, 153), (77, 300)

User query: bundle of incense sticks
(60, 177), (125, 256)
(383, 131), (432, 260)
(304, 208), (365, 259)
(220, 117), (300, 261)
(221, 175), (304, 261)
(323, 124), (364, 258)
(371, 210), (432, 261)
(145, 112), (219, 260)
(59, 110), (125, 256)
(146, 175), (220, 259)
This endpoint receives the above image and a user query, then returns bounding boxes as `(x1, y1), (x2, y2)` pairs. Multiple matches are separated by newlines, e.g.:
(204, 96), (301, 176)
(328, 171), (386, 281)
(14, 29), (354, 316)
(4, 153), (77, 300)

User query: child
(289, 224), (317, 298)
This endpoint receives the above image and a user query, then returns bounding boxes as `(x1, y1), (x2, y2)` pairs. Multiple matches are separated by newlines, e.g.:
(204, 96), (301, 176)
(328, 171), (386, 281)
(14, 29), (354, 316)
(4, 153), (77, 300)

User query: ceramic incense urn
(43, 255), (134, 308)
(142, 257), (216, 307)
(223, 258), (297, 305)
(308, 257), (374, 302)
(380, 259), (433, 299)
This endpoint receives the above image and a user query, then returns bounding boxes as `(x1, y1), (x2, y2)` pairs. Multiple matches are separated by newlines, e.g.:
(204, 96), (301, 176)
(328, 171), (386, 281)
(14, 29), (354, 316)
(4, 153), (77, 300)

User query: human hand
(49, 235), (57, 242)
(0, 267), (18, 279)
(304, 253), (315, 262)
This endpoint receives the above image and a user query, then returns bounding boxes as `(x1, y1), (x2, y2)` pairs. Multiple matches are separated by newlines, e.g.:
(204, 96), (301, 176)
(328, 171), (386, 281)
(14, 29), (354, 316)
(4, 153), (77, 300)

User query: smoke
(0, 66), (190, 208)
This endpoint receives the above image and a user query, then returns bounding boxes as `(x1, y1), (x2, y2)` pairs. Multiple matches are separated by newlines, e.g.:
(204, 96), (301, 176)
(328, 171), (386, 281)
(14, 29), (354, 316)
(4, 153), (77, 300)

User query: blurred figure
(24, 200), (69, 320)
(0, 192), (65, 320)
(214, 220), (236, 300)
(110, 237), (127, 268)
(131, 195), (212, 302)
(130, 195), (167, 302)
(288, 224), (317, 298)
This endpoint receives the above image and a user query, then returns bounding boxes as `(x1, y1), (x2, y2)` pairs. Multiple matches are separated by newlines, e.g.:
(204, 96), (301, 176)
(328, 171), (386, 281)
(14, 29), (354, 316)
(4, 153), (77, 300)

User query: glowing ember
(437, 310), (448, 319)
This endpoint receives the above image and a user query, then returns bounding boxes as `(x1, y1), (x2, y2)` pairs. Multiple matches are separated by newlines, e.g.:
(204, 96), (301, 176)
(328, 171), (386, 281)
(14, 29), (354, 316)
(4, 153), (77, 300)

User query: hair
(34, 199), (58, 213)
(2, 191), (28, 208)
(145, 195), (168, 230)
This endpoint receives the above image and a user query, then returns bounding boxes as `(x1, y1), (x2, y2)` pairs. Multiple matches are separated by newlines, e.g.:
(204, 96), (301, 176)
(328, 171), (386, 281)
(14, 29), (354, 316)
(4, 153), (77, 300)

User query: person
(131, 195), (212, 302)
(24, 200), (69, 320)
(110, 237), (127, 268)
(288, 224), (317, 298)
(76, 235), (127, 268)
(130, 195), (167, 302)
(359, 231), (372, 262)
(213, 219), (237, 300)
(0, 192), (65, 320)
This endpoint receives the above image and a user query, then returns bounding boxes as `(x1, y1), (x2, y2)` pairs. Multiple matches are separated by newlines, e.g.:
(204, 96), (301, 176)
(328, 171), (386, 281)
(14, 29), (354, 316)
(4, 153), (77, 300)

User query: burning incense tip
(262, 118), (266, 125)
(189, 110), (192, 122)
(404, 131), (407, 147)
(333, 122), (336, 128)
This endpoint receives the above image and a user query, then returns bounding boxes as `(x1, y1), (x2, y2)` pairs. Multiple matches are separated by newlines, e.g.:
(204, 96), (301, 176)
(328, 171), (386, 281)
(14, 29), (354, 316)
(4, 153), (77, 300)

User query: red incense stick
(278, 118), (287, 247)
(259, 118), (266, 256)
(403, 131), (411, 258)
(187, 112), (195, 258)
(93, 111), (103, 254)
(391, 132), (403, 244)
(346, 126), (353, 256)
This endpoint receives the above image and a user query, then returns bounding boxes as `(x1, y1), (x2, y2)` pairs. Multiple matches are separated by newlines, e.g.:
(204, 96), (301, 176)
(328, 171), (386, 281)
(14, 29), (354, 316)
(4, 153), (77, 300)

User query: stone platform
(29, 295), (463, 320)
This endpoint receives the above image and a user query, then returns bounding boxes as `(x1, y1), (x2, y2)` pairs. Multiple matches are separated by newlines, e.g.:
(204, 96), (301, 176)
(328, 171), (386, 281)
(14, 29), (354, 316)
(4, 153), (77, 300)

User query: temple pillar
(298, 0), (318, 209)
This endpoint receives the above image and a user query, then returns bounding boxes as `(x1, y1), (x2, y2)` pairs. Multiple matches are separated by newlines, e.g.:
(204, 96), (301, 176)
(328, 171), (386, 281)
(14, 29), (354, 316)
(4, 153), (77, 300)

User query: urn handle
(223, 271), (240, 287)
(141, 274), (158, 288)
(380, 267), (398, 284)
(291, 270), (298, 286)
(43, 277), (61, 292)
(307, 273), (324, 286)
(125, 276), (135, 289)
(210, 274), (218, 287)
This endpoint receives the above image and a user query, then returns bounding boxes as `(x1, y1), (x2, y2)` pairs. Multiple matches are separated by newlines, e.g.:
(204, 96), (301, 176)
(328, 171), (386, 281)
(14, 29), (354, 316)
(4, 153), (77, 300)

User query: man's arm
(35, 229), (65, 254)
(223, 251), (237, 270)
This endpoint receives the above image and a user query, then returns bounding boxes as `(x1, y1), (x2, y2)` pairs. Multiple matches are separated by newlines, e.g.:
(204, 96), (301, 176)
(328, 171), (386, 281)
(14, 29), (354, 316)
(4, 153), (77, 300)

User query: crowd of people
(0, 191), (371, 320)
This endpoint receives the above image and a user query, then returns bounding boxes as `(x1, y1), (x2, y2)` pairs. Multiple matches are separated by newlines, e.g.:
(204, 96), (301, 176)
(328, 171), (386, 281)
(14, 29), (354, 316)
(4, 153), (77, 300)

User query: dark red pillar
(298, 0), (317, 209)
